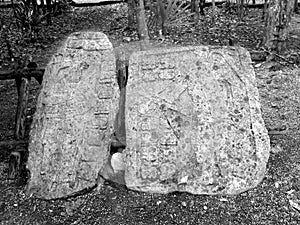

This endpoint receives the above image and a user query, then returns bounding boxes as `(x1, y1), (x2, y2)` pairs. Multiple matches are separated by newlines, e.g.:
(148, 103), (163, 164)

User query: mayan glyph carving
(26, 32), (119, 199)
(125, 46), (270, 195)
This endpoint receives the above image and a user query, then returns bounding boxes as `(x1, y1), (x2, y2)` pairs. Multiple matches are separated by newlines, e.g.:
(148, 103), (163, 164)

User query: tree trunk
(31, 0), (38, 16)
(194, 0), (200, 23)
(127, 0), (136, 29)
(237, 0), (244, 19)
(264, 0), (295, 53)
(113, 67), (127, 149)
(211, 0), (215, 23)
(46, 0), (52, 25)
(191, 0), (195, 12)
(295, 0), (298, 13)
(157, 0), (167, 35)
(200, 0), (205, 15)
(136, 0), (150, 50)
(262, 0), (268, 20)
(40, 0), (47, 15)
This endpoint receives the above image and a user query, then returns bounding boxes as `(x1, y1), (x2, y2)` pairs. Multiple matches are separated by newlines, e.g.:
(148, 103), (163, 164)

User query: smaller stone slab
(125, 46), (270, 195)
(26, 32), (119, 199)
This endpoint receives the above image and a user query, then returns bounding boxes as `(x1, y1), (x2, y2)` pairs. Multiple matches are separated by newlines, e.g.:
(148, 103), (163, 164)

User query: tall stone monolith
(125, 46), (270, 195)
(26, 32), (119, 199)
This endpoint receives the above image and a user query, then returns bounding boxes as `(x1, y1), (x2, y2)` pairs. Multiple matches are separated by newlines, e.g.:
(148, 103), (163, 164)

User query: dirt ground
(0, 3), (300, 225)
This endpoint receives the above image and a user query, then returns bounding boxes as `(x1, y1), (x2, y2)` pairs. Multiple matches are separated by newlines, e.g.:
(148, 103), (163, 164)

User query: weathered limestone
(125, 46), (270, 195)
(26, 32), (119, 199)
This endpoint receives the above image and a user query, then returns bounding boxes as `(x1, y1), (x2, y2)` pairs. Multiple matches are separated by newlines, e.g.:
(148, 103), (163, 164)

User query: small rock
(203, 205), (208, 210)
(178, 175), (189, 185)
(111, 152), (125, 173)
(181, 201), (187, 207)
(254, 63), (262, 68)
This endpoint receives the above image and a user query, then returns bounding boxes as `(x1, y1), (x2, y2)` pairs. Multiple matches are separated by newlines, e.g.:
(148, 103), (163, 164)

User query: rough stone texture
(26, 32), (119, 199)
(125, 46), (270, 195)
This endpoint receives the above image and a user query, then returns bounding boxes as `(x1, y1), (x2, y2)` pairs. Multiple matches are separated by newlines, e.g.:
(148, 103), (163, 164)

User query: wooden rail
(0, 67), (44, 179)
(0, 68), (44, 82)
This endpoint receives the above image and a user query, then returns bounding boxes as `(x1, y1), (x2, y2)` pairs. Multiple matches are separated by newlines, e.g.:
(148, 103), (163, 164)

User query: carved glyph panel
(26, 32), (119, 199)
(125, 46), (270, 195)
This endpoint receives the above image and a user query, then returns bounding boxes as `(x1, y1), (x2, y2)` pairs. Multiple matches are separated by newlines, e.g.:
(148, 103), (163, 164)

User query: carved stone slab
(26, 32), (119, 199)
(125, 46), (270, 195)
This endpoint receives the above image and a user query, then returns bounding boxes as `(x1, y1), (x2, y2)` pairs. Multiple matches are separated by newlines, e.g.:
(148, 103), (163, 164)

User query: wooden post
(8, 145), (27, 180)
(15, 76), (31, 140)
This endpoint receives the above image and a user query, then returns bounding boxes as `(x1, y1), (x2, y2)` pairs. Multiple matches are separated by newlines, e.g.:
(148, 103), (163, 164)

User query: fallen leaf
(289, 199), (300, 212)
(271, 145), (283, 154)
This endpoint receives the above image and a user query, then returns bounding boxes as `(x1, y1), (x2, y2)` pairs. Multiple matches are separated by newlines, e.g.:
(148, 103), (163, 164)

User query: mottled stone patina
(125, 46), (270, 195)
(26, 32), (119, 199)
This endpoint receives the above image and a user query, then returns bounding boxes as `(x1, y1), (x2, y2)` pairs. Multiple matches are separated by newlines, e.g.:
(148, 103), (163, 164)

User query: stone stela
(125, 46), (270, 195)
(26, 32), (119, 199)
(26, 32), (270, 199)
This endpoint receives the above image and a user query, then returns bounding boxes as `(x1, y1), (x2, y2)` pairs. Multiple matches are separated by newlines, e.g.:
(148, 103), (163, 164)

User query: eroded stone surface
(26, 32), (119, 199)
(125, 46), (270, 195)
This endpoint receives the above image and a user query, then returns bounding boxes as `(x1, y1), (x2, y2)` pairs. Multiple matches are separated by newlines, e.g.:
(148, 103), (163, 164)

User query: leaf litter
(0, 3), (300, 225)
